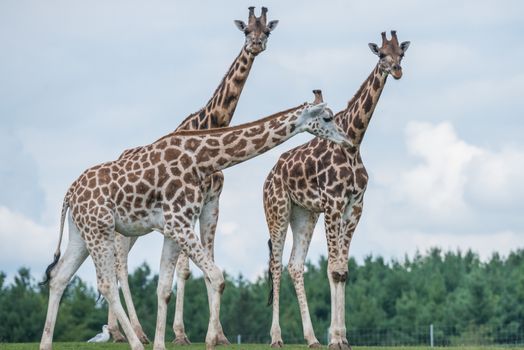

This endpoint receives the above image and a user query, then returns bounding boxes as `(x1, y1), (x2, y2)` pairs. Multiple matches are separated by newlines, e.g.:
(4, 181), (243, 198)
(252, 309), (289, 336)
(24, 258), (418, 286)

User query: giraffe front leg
(199, 175), (230, 346)
(172, 252), (191, 345)
(288, 205), (321, 348)
(153, 237), (181, 350)
(326, 269), (349, 350)
(327, 199), (363, 350)
(168, 222), (225, 350)
(336, 199), (363, 349)
(324, 210), (350, 350)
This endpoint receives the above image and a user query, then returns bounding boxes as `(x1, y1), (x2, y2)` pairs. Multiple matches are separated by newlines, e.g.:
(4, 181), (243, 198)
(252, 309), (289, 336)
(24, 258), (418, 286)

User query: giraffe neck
(165, 104), (307, 176)
(176, 47), (256, 131)
(336, 65), (387, 146)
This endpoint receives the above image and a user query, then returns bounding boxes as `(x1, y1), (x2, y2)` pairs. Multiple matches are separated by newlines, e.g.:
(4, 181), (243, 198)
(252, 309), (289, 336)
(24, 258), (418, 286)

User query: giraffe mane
(340, 64), (379, 116)
(154, 103), (306, 142)
(175, 47), (252, 132)
(175, 110), (200, 131)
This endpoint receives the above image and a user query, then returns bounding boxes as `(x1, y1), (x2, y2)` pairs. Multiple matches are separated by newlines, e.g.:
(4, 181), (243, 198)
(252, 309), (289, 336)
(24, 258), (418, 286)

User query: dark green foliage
(1, 248), (523, 344)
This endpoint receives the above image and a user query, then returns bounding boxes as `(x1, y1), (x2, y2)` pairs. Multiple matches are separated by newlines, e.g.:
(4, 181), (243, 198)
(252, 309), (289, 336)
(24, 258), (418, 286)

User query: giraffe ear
(234, 20), (247, 32)
(400, 41), (411, 52)
(267, 20), (279, 32)
(368, 43), (380, 56)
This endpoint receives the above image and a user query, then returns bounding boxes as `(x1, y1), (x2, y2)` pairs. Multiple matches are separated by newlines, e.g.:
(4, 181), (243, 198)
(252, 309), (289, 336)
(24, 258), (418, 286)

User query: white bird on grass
(87, 324), (110, 343)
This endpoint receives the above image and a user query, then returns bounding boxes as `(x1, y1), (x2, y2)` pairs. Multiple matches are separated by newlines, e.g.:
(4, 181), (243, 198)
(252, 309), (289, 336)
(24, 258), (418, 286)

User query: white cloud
(396, 121), (482, 217)
(372, 120), (524, 234)
(466, 146), (524, 206)
(0, 206), (99, 286)
(404, 121), (524, 217)
(0, 206), (56, 268)
(354, 222), (523, 262)
(0, 129), (46, 221)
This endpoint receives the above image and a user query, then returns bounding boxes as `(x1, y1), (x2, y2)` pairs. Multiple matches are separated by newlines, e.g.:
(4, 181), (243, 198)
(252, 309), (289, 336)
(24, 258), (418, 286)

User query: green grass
(2, 345), (524, 350)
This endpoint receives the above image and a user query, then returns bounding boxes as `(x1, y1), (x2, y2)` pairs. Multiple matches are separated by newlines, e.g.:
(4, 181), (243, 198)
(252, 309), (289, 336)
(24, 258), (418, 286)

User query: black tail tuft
(267, 239), (274, 306)
(96, 291), (103, 304)
(39, 252), (61, 286)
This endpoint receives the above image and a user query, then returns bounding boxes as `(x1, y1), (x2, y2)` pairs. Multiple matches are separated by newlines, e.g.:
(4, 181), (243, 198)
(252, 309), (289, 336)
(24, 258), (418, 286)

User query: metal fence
(344, 325), (524, 346)
(234, 324), (524, 346)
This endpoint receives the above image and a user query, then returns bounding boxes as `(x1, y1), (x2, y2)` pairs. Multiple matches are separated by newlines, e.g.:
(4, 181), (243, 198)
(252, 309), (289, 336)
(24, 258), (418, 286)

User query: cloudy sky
(1, 1), (523, 287)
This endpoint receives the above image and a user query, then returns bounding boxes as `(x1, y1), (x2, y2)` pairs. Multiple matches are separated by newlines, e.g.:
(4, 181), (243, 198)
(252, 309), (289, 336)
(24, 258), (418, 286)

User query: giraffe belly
(114, 208), (164, 237)
(288, 191), (323, 213)
(288, 183), (357, 213)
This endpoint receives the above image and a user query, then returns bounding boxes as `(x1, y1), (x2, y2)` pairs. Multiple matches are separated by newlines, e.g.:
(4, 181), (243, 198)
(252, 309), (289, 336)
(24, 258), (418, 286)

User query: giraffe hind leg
(114, 234), (150, 344)
(40, 217), (89, 350)
(84, 209), (144, 350)
(199, 186), (230, 346)
(324, 210), (350, 350)
(107, 305), (126, 342)
(165, 217), (225, 350)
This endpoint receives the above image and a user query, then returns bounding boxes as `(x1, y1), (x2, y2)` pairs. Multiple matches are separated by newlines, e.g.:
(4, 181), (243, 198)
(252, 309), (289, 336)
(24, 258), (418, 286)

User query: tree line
(1, 248), (523, 345)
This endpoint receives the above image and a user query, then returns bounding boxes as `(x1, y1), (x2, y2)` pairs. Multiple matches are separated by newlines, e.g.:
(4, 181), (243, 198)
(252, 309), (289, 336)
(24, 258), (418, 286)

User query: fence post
(237, 334), (241, 345)
(430, 324), (434, 347)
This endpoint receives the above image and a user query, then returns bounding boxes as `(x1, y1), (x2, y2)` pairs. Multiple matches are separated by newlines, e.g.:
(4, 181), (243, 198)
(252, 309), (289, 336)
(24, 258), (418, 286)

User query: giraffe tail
(267, 239), (274, 306)
(40, 194), (69, 285)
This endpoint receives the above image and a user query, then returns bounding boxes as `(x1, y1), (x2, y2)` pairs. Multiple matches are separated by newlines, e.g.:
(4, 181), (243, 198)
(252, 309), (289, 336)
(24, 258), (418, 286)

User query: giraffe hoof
(138, 333), (151, 345)
(173, 336), (191, 345)
(216, 335), (231, 346)
(271, 341), (284, 348)
(111, 331), (127, 343)
(329, 342), (351, 350)
(309, 342), (322, 348)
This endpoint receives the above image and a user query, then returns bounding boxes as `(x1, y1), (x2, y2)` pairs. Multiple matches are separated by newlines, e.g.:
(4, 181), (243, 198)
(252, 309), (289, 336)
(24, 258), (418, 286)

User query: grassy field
(2, 345), (524, 350)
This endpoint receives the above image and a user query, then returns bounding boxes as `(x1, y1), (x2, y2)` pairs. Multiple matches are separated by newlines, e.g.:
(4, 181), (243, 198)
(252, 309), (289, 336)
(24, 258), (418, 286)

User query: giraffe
(264, 31), (410, 349)
(39, 98), (354, 350)
(103, 7), (279, 345)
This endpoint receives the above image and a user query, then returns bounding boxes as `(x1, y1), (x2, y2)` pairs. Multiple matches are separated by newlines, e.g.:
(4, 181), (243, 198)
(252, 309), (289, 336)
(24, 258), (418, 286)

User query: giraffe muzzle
(391, 65), (403, 79)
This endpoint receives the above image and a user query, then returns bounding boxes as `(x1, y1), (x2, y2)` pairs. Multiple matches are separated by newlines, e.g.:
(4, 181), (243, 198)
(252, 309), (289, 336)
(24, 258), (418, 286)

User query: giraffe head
(298, 95), (354, 148)
(234, 6), (279, 55)
(368, 30), (410, 80)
